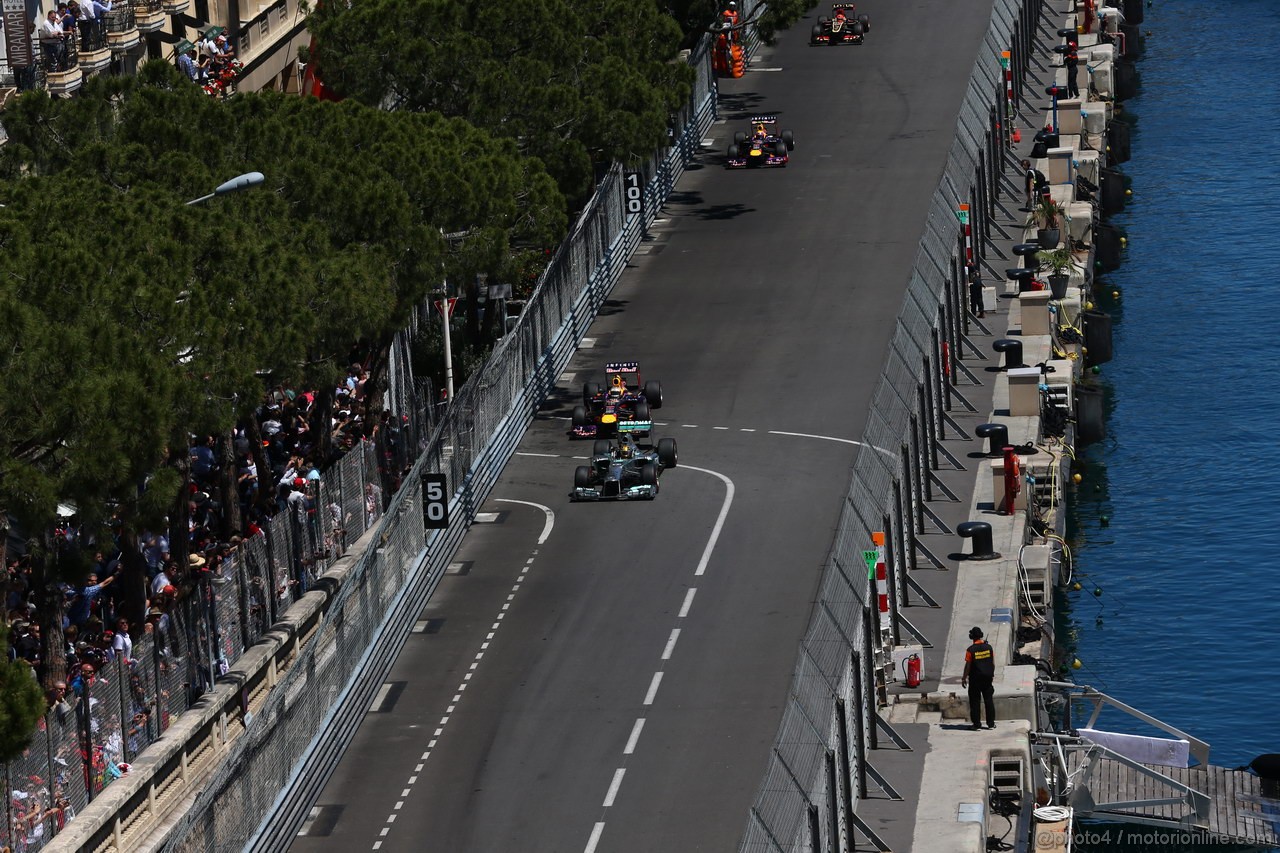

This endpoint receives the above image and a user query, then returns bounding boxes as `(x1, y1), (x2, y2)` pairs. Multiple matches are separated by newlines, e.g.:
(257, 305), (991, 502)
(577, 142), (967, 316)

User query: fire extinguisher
(902, 653), (922, 688)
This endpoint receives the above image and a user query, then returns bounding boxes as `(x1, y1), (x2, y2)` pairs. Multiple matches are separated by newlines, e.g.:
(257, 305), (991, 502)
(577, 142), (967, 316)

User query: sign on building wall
(2, 0), (34, 68)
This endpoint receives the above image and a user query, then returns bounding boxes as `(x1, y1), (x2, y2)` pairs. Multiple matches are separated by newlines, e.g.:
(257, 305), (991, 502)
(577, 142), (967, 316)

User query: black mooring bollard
(993, 338), (1025, 370)
(1006, 268), (1036, 293)
(975, 423), (1010, 457)
(1013, 243), (1043, 271)
(957, 521), (1000, 560)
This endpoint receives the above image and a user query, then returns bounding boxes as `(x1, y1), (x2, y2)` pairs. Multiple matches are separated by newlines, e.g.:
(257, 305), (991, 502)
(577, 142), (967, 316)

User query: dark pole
(826, 750), (840, 852)
(836, 697), (857, 829)
(850, 656), (868, 797)
(885, 510), (906, 608)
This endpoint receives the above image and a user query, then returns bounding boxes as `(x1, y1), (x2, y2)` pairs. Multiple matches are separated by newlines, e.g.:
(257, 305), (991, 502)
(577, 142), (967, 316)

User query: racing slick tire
(639, 462), (658, 487)
(572, 405), (589, 427)
(633, 401), (651, 422)
(733, 131), (747, 146)
(811, 24), (823, 44)
(851, 20), (864, 36)
(574, 466), (593, 489)
(583, 382), (601, 404)
(781, 130), (795, 150)
(657, 438), (678, 469)
(727, 144), (741, 161)
(593, 439), (612, 457)
(643, 380), (663, 408)
(858, 13), (869, 30)
(773, 141), (788, 159)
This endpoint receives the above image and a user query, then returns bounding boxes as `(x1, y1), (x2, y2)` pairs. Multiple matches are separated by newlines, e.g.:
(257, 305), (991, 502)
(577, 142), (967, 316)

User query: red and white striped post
(872, 530), (889, 633)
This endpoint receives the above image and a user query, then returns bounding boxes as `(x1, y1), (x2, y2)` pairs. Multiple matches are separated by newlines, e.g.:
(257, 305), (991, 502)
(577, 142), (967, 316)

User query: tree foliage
(0, 64), (565, 544)
(0, 626), (46, 764)
(305, 0), (693, 202)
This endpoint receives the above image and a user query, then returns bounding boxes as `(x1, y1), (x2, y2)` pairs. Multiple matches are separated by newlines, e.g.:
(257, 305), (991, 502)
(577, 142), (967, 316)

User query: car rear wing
(831, 3), (857, 9)
(748, 115), (778, 124)
(605, 361), (640, 373)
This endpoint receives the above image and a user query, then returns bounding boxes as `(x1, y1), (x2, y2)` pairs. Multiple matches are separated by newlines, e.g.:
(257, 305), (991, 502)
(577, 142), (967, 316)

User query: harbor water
(1056, 0), (1280, 849)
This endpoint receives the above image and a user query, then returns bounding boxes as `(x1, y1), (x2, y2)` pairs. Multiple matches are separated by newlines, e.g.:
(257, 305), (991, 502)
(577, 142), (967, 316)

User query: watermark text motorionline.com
(1036, 828), (1248, 846)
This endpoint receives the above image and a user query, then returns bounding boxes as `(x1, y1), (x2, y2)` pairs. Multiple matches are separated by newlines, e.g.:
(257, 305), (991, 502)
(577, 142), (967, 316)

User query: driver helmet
(754, 122), (767, 136)
(835, 7), (846, 17)
(618, 442), (633, 459)
(611, 374), (627, 391)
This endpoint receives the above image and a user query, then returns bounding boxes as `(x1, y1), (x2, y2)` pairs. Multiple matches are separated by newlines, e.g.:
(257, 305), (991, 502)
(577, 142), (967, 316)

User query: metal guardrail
(734, 0), (1053, 849)
(42, 36), (720, 853)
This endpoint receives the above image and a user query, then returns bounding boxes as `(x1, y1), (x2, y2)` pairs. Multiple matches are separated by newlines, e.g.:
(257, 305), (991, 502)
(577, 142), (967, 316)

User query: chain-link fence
(736, 0), (1050, 848)
(1, 431), (386, 852)
(31, 38), (725, 853)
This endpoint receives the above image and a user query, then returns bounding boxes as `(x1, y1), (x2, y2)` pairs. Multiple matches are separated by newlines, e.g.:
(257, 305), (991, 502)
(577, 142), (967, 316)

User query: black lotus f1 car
(570, 435), (678, 501)
(811, 4), (870, 45)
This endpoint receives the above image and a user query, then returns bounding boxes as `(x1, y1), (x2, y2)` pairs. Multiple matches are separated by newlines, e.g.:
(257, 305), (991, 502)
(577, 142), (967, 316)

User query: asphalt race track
(291, 0), (996, 850)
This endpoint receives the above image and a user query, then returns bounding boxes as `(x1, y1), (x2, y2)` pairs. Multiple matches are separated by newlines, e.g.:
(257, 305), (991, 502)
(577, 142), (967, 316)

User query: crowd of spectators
(176, 29), (241, 97)
(2, 355), (417, 845)
(36, 0), (114, 72)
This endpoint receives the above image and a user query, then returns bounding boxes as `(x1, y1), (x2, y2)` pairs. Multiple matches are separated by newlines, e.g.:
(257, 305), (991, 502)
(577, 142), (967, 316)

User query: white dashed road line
(584, 464), (734, 852)
(585, 822), (606, 853)
(602, 768), (626, 807)
(370, 499), (555, 851)
(642, 672), (664, 706)
(623, 718), (645, 755)
(661, 628), (681, 661)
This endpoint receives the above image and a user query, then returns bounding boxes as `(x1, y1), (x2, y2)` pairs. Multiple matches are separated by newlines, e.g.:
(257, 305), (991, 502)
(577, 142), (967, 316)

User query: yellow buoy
(1072, 473), (1082, 484)
(1072, 658), (1083, 670)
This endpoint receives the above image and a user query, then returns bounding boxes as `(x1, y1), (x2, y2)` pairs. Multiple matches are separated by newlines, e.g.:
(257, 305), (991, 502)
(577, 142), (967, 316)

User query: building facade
(0, 0), (309, 102)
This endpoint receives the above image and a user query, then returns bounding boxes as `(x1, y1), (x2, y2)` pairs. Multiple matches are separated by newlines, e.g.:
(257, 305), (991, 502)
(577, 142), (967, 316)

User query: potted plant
(1033, 196), (1063, 249)
(1037, 245), (1074, 299)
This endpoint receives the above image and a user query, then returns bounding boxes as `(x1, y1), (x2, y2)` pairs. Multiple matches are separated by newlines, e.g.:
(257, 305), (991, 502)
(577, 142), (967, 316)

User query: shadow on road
(718, 91), (771, 119)
(696, 203), (756, 221)
(596, 298), (629, 317)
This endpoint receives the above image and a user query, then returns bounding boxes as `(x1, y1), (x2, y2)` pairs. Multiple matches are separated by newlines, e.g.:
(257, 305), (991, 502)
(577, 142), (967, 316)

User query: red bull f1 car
(811, 4), (870, 45)
(571, 434), (678, 501)
(726, 116), (795, 168)
(571, 361), (664, 438)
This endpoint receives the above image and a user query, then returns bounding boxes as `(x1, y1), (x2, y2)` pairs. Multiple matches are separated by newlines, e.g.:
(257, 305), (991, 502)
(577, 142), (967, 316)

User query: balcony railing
(104, 5), (141, 52)
(37, 34), (83, 93)
(161, 0), (190, 15)
(133, 0), (165, 31)
(77, 18), (113, 71)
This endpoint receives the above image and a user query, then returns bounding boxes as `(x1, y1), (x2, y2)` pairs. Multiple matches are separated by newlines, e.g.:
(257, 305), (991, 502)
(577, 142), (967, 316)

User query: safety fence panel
(735, 0), (1050, 848)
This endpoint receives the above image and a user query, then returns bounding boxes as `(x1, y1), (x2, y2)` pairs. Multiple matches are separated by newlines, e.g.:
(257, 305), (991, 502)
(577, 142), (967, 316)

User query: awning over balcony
(200, 25), (225, 40)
